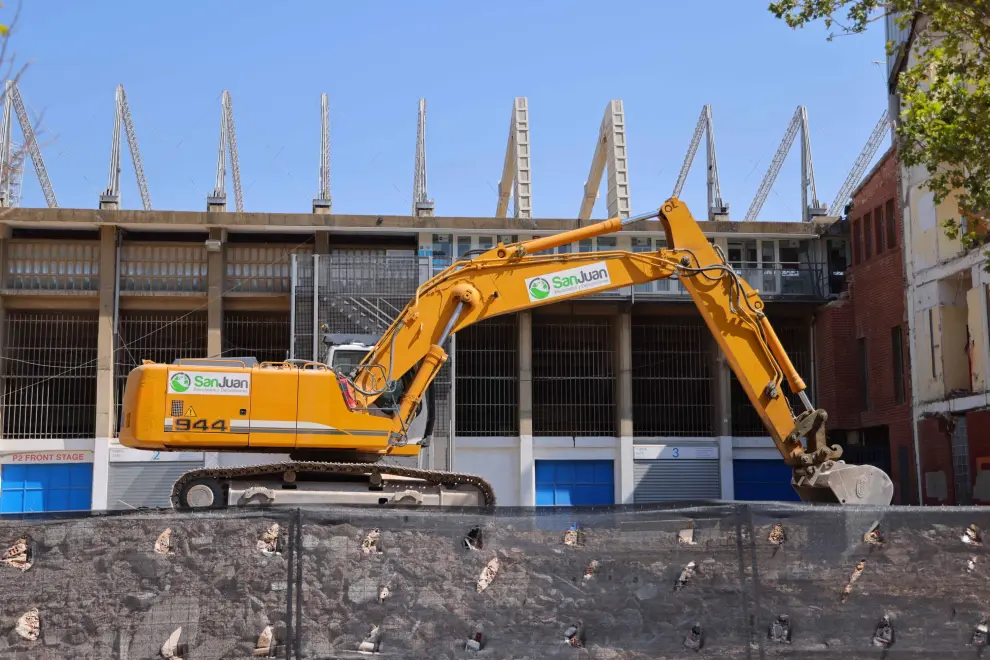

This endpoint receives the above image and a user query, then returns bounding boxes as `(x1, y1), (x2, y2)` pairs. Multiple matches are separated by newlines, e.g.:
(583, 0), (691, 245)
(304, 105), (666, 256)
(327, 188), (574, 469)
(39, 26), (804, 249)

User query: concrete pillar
(966, 281), (990, 392)
(518, 311), (534, 506)
(710, 333), (735, 500)
(207, 228), (225, 358)
(0, 224), (9, 436)
(614, 311), (634, 503)
(92, 225), (118, 511)
(315, 231), (330, 255)
(710, 333), (732, 437)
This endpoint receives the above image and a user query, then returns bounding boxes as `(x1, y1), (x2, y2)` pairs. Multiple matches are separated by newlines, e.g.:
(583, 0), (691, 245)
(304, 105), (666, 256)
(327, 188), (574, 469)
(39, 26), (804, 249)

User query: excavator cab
(325, 337), (432, 448)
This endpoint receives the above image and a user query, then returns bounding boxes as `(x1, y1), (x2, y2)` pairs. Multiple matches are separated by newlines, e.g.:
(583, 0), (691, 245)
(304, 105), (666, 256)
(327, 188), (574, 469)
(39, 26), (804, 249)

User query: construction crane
(672, 105), (729, 221)
(207, 90), (244, 213)
(829, 110), (892, 216)
(100, 84), (152, 210)
(413, 98), (434, 217)
(745, 106), (827, 223)
(313, 93), (331, 213)
(0, 80), (57, 208)
(495, 97), (532, 219)
(119, 197), (894, 509)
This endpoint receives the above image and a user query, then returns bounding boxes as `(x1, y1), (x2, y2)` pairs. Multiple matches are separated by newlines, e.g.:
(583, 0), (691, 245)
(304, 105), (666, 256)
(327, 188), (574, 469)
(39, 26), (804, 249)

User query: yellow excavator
(118, 198), (894, 509)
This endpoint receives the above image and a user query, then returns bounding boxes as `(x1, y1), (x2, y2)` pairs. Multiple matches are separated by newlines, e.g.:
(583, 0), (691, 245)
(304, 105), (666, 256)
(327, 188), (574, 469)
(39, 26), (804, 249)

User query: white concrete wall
(453, 435), (740, 505)
(453, 437), (521, 506)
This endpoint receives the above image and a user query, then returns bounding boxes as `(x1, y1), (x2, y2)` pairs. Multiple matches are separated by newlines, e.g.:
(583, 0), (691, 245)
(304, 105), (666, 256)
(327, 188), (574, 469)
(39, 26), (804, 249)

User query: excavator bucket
(791, 461), (895, 506)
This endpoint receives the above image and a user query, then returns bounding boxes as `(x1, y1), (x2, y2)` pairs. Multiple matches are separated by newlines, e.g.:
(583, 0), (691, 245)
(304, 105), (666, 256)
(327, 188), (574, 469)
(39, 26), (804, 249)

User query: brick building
(815, 146), (916, 504)
(886, 14), (990, 506)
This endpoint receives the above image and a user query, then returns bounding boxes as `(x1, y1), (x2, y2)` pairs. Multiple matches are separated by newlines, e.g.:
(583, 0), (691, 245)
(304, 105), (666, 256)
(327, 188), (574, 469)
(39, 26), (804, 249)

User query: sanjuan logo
(528, 277), (551, 300)
(193, 375), (249, 389)
(551, 267), (608, 288)
(169, 372), (191, 393)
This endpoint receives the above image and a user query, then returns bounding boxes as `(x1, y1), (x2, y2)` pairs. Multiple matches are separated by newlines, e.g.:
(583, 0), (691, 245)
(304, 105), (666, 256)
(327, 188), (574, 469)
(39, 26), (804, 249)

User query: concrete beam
(0, 207), (831, 237)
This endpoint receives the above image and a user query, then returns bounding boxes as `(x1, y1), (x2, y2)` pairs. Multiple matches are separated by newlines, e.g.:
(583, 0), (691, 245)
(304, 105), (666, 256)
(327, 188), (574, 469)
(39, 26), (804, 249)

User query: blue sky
(12, 0), (889, 221)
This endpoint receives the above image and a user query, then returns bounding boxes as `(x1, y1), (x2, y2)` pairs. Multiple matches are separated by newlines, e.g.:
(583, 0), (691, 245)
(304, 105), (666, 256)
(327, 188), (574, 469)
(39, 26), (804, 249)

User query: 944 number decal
(172, 418), (228, 432)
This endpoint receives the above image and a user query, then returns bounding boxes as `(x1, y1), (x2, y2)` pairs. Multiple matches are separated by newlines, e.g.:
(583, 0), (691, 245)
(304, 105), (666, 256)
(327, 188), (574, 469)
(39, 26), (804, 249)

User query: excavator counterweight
(119, 198), (894, 509)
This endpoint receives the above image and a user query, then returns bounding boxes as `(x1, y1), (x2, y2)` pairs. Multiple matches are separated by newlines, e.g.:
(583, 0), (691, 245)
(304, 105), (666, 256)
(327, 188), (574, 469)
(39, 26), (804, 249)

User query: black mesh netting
(1, 503), (989, 659)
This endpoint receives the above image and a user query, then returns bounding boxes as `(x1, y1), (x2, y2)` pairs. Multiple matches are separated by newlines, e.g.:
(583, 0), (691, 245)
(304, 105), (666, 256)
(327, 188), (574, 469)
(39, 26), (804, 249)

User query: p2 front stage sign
(167, 370), (251, 396)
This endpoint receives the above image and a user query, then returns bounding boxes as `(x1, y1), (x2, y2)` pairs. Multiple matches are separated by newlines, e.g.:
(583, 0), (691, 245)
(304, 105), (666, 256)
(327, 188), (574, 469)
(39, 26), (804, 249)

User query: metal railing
(119, 244), (207, 293)
(634, 263), (832, 300)
(225, 245), (304, 294)
(4, 241), (100, 292)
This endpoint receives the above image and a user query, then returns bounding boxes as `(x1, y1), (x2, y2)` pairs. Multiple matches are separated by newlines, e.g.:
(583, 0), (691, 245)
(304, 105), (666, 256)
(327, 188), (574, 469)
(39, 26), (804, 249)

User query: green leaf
(769, 1), (990, 265)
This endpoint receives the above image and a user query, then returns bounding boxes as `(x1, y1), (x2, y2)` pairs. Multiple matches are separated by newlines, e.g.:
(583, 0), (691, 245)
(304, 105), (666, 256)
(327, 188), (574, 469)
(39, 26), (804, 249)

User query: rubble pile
(0, 503), (986, 658)
(296, 506), (748, 659)
(0, 512), (289, 658)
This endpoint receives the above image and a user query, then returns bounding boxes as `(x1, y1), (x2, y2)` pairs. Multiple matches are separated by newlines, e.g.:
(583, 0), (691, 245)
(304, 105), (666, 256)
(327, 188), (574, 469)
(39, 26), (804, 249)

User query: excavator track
(169, 461), (497, 509)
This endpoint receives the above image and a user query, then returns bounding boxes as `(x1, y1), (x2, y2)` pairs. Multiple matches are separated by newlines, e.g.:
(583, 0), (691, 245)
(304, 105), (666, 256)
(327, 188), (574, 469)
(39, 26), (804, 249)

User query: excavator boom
(119, 197), (894, 508)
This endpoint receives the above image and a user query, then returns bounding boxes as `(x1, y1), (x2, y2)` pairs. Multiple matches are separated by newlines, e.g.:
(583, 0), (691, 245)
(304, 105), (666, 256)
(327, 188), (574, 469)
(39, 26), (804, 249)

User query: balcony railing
(632, 263), (832, 300)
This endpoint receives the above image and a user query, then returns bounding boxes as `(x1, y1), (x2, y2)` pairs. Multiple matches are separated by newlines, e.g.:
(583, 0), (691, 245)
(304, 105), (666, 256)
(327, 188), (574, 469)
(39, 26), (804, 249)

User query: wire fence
(1, 312), (99, 439)
(0, 502), (987, 658)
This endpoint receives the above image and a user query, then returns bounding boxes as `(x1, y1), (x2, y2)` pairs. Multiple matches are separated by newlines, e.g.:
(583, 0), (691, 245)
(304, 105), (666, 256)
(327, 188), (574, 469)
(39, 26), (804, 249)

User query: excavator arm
(350, 197), (894, 505)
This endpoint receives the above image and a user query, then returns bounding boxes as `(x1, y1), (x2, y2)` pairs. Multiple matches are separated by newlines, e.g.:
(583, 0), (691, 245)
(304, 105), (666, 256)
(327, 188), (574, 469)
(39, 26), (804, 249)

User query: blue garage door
(535, 460), (614, 506)
(733, 459), (800, 502)
(0, 464), (94, 513)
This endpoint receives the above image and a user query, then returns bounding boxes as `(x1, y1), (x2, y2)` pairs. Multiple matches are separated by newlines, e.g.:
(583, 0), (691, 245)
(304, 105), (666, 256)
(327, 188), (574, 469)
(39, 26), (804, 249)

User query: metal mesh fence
(454, 316), (519, 437)
(222, 311), (291, 363)
(731, 317), (811, 437)
(291, 252), (451, 469)
(631, 316), (714, 437)
(532, 315), (615, 437)
(2, 503), (988, 658)
(316, 252), (419, 345)
(1, 312), (99, 439)
(291, 255), (314, 361)
(114, 312), (208, 435)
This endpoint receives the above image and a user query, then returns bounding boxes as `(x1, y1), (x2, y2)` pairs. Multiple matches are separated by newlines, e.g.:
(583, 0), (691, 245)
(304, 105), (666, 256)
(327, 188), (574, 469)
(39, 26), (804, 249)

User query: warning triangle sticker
(184, 406), (197, 417)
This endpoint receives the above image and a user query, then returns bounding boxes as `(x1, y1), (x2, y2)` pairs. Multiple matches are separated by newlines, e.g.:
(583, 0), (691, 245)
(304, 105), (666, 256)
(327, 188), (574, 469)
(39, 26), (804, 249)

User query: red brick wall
(814, 299), (860, 428)
(816, 147), (917, 503)
(966, 410), (990, 504)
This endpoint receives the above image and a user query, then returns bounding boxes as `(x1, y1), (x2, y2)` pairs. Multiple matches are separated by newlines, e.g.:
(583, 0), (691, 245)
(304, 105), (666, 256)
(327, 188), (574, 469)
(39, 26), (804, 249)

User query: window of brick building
(858, 337), (869, 411)
(863, 211), (873, 260)
(874, 206), (885, 253)
(853, 220), (862, 264)
(892, 325), (905, 404)
(885, 198), (896, 247)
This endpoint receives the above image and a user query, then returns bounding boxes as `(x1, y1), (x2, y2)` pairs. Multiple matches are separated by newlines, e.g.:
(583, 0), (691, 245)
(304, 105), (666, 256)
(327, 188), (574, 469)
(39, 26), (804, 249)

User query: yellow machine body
(119, 361), (419, 457)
